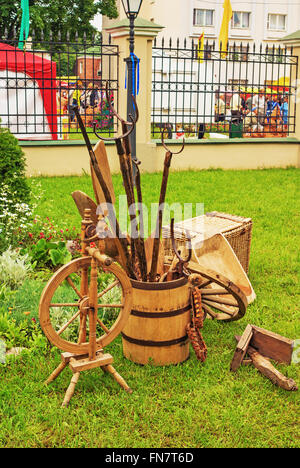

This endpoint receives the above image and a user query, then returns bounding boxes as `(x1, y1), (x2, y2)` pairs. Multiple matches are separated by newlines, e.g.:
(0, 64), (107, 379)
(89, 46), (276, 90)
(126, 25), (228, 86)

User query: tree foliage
(0, 0), (118, 40)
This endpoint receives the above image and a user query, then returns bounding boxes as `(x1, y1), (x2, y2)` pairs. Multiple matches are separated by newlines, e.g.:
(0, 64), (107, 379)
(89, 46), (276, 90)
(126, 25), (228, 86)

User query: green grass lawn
(0, 167), (299, 448)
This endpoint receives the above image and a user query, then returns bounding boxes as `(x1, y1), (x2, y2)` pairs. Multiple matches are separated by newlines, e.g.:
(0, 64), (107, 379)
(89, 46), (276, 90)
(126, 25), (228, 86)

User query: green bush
(0, 248), (32, 290)
(0, 125), (30, 203)
(0, 125), (33, 252)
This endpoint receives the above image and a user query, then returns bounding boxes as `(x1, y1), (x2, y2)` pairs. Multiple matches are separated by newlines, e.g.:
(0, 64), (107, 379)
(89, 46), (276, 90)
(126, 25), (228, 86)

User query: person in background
(266, 92), (281, 120)
(252, 88), (266, 126)
(90, 84), (100, 108)
(215, 93), (226, 122)
(69, 81), (83, 121)
(80, 82), (93, 113)
(281, 95), (289, 131)
(230, 87), (243, 122)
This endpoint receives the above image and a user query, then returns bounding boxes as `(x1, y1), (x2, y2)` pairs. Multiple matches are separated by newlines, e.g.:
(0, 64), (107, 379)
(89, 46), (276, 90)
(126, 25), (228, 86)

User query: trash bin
(230, 122), (243, 138)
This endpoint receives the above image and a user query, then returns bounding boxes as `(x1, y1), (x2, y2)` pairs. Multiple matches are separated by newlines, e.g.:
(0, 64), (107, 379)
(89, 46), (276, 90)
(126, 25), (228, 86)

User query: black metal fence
(0, 32), (119, 140)
(152, 39), (298, 139)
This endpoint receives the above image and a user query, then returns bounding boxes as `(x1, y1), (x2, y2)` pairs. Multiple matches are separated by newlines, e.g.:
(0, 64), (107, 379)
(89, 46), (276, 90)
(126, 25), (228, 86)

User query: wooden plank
(251, 325), (294, 364)
(69, 353), (113, 372)
(230, 324), (253, 371)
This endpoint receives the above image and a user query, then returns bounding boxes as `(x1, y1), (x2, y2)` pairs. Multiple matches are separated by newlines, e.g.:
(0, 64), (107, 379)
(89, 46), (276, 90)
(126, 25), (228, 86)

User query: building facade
(103, 0), (300, 47)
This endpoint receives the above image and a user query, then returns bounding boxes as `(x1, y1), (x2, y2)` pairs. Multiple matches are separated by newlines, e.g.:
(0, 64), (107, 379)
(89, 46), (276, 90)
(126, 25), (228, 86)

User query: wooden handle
(247, 346), (298, 391)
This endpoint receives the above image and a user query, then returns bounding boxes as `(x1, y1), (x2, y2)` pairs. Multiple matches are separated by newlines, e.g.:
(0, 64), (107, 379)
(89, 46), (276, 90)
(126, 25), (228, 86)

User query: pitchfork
(149, 132), (185, 282)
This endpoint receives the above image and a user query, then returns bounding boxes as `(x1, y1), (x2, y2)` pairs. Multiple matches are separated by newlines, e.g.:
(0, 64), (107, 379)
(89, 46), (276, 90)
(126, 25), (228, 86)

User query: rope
(125, 53), (140, 99)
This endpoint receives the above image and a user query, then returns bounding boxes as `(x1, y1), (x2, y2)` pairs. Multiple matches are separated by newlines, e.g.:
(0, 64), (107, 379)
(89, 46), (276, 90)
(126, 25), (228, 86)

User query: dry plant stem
(149, 151), (173, 281)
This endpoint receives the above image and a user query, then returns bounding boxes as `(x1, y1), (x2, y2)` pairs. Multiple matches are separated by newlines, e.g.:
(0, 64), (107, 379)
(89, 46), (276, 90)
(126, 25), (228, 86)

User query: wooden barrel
(121, 277), (191, 365)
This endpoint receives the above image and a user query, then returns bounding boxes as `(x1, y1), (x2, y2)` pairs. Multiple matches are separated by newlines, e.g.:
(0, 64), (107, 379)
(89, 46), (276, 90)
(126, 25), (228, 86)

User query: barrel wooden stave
(122, 277), (191, 366)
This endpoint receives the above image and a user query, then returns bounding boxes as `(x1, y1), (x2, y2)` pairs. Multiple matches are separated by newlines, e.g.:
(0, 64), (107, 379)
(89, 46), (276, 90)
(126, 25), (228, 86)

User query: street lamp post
(121, 0), (143, 169)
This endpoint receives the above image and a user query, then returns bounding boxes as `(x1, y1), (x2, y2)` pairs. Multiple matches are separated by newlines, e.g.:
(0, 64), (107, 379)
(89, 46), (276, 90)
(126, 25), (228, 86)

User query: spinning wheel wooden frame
(39, 210), (133, 407)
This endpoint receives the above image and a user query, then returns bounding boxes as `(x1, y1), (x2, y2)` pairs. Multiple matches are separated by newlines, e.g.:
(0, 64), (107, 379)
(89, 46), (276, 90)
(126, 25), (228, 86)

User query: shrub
(0, 125), (33, 252)
(0, 248), (32, 290)
(0, 183), (34, 252)
(0, 125), (30, 203)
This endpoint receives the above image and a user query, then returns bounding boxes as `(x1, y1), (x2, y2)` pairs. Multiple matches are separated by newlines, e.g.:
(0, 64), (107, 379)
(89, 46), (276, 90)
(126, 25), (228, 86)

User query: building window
(267, 14), (286, 31)
(193, 9), (214, 27)
(231, 11), (250, 29)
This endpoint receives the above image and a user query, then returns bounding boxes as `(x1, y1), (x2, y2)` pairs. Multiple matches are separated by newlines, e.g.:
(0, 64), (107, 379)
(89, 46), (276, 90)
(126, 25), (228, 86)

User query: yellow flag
(197, 32), (204, 63)
(219, 0), (232, 57)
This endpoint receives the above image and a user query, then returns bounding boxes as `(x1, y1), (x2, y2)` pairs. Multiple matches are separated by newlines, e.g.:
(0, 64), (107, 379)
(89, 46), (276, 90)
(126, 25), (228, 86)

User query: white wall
(149, 0), (300, 47)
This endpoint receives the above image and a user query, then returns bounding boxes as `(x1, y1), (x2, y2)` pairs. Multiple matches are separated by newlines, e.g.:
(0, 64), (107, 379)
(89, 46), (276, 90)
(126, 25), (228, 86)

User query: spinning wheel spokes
(39, 256), (132, 355)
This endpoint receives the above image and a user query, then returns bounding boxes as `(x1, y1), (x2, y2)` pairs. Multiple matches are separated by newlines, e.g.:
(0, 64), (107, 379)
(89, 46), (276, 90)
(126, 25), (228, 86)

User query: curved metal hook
(161, 128), (185, 155)
(105, 81), (139, 126)
(170, 218), (192, 264)
(93, 113), (135, 142)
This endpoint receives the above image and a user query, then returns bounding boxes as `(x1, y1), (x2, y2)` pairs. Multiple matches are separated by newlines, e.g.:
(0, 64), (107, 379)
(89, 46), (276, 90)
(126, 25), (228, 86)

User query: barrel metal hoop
(130, 277), (188, 291)
(121, 332), (188, 347)
(130, 304), (191, 319)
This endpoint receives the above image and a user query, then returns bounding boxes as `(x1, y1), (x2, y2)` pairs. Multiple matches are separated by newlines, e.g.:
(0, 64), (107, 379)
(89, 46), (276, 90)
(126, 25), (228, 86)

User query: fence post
(282, 32), (300, 140)
(105, 18), (163, 159)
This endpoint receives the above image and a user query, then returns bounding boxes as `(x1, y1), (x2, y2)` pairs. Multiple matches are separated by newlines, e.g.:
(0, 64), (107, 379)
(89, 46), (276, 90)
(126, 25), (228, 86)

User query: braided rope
(186, 287), (207, 362)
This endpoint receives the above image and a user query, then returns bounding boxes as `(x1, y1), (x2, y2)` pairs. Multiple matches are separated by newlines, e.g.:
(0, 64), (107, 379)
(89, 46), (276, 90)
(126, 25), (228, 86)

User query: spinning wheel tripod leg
(44, 361), (68, 385)
(102, 364), (133, 394)
(62, 366), (81, 408)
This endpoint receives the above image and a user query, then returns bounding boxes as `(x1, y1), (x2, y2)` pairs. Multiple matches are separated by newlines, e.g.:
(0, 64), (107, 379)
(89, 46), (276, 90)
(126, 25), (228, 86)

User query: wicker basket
(162, 212), (252, 273)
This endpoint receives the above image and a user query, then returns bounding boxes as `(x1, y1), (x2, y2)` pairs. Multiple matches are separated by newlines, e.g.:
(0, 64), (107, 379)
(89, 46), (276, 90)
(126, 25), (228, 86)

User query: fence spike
(169, 37), (172, 48)
(184, 38), (187, 48)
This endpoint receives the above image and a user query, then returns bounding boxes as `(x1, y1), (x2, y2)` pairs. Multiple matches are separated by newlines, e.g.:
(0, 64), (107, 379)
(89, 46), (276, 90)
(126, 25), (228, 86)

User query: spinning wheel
(39, 256), (132, 355)
(39, 239), (133, 407)
(187, 261), (247, 322)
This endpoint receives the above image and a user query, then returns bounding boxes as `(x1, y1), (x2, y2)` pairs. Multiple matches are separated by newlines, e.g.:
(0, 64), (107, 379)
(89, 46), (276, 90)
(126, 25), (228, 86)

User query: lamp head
(121, 0), (143, 19)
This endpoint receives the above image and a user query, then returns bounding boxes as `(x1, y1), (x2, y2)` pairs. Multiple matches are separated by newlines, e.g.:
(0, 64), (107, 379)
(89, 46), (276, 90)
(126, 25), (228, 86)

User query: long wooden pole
(149, 151), (172, 281)
(74, 106), (135, 279)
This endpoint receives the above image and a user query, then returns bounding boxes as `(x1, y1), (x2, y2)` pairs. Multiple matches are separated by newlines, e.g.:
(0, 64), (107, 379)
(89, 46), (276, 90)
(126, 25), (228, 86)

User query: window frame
(193, 8), (214, 27)
(231, 11), (251, 30)
(267, 13), (286, 31)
